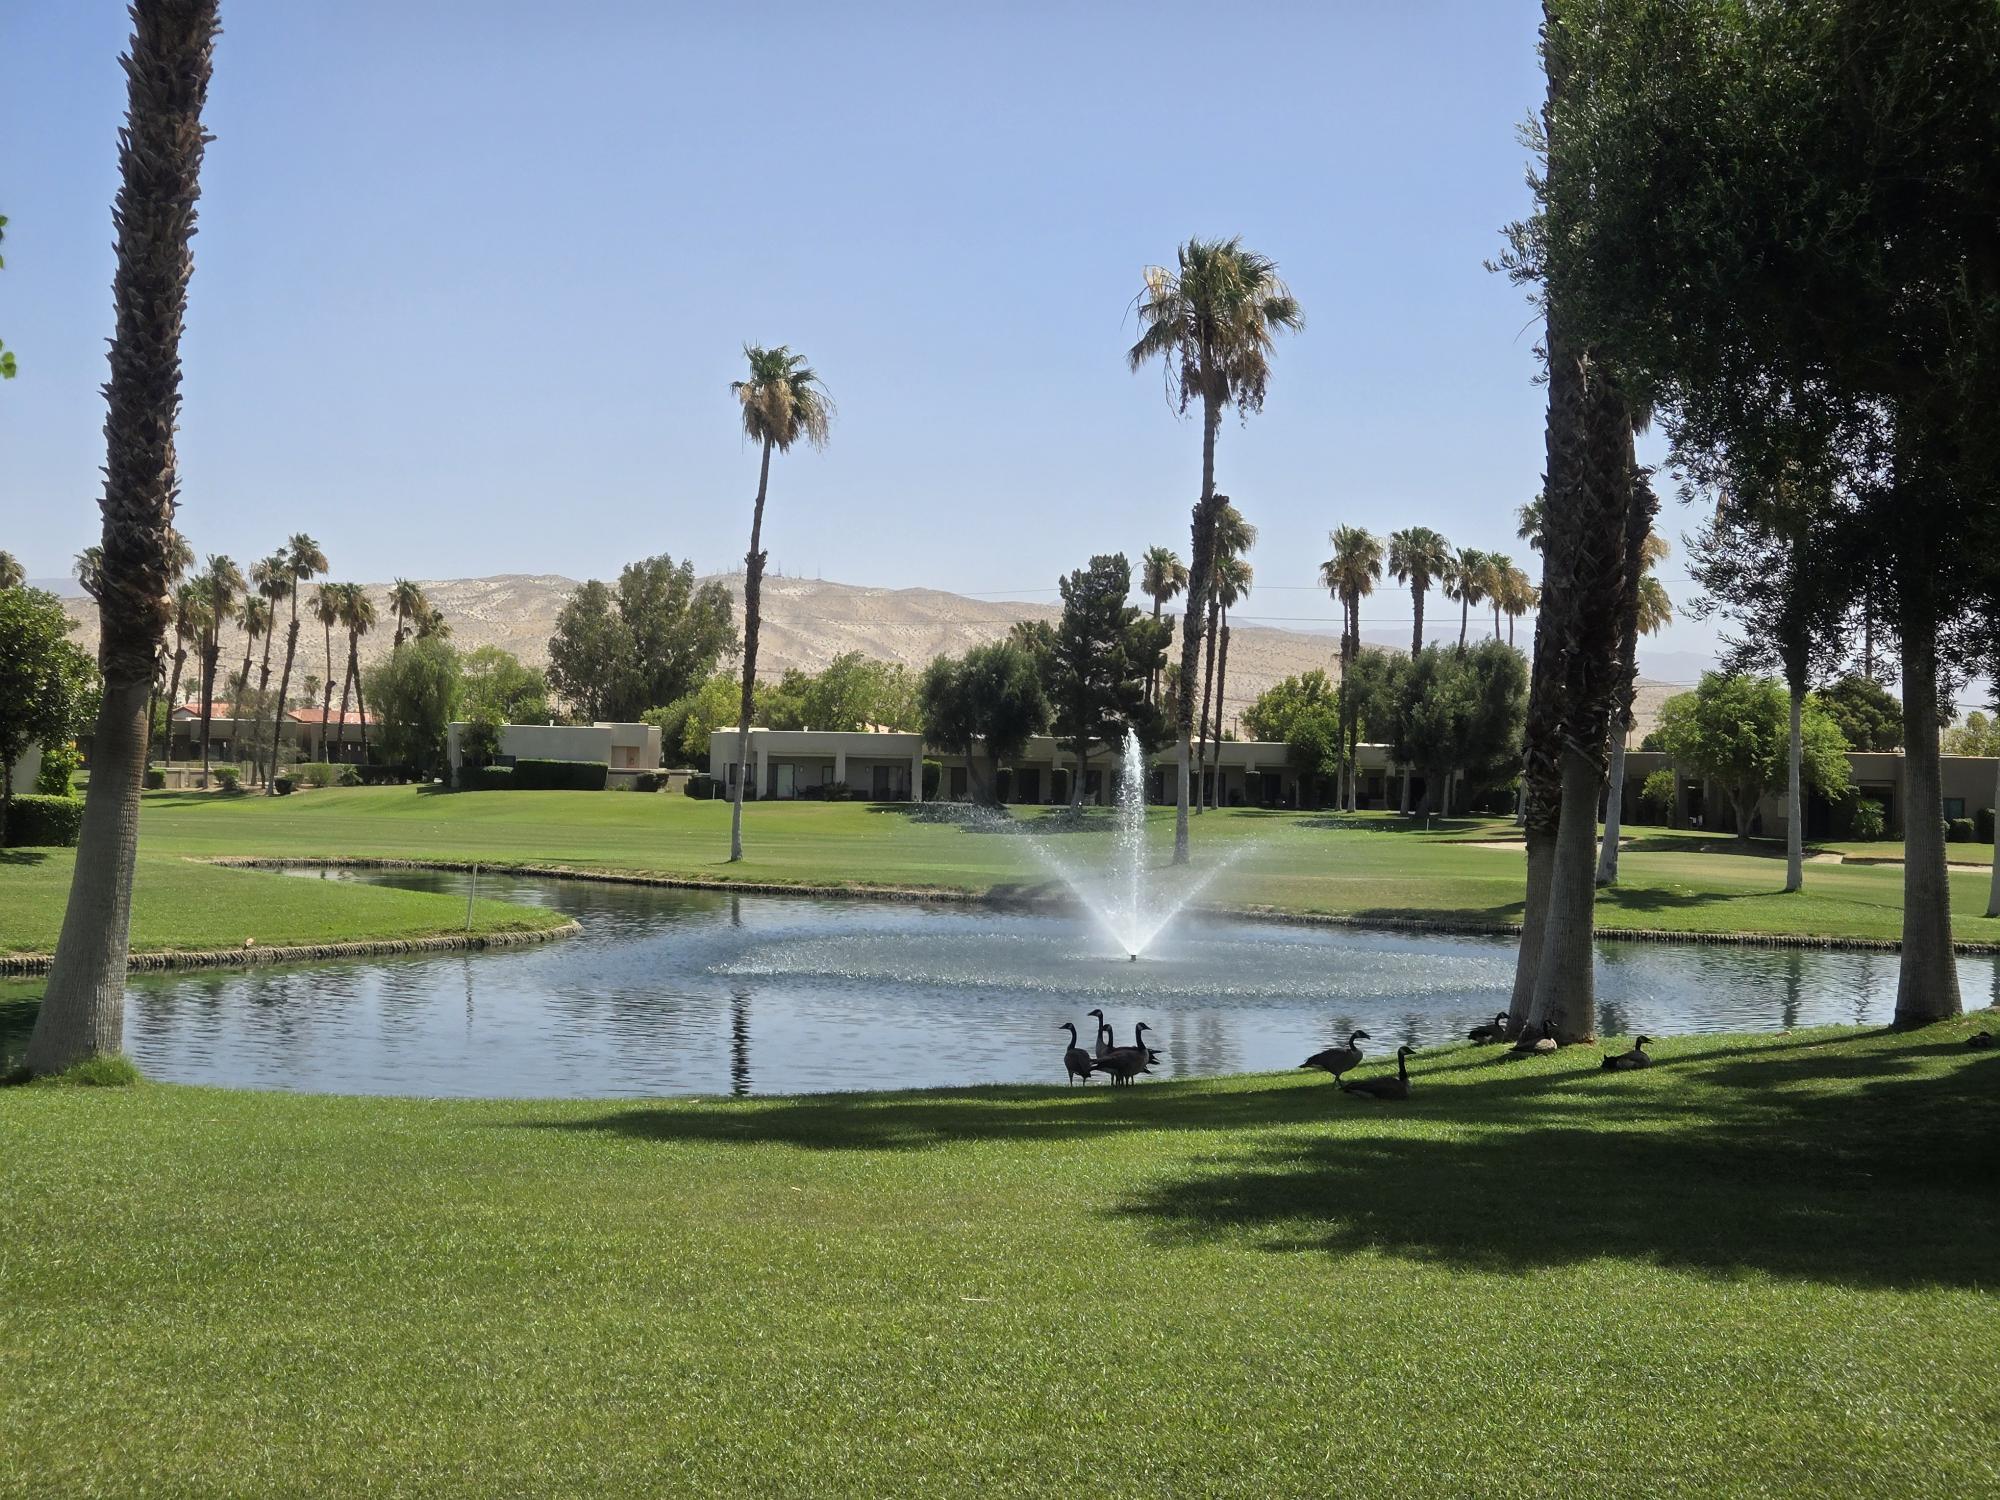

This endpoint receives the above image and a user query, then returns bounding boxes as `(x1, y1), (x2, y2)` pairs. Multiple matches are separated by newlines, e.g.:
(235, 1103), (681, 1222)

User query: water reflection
(96, 868), (2000, 1100)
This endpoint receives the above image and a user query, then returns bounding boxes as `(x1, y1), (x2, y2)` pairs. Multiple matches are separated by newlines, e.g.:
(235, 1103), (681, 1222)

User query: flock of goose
(1062, 1008), (1657, 1097)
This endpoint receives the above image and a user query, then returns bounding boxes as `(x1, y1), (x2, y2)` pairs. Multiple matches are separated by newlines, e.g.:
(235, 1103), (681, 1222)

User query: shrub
(457, 764), (513, 791)
(922, 759), (942, 800)
(34, 1053), (143, 1088)
(5, 794), (84, 847)
(1639, 768), (1677, 825)
(685, 772), (719, 799)
(1850, 799), (1886, 840)
(512, 758), (608, 791)
(273, 777), (295, 795)
(213, 766), (242, 793)
(143, 768), (166, 790)
(1948, 817), (1975, 844)
(338, 765), (363, 787)
(356, 764), (417, 786)
(35, 743), (81, 796)
(1049, 767), (1071, 806)
(293, 762), (343, 788)
(632, 770), (667, 792)
(1979, 807), (1995, 844)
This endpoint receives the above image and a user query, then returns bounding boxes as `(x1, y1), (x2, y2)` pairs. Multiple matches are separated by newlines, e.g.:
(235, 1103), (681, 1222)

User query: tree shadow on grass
(0, 850), (50, 866)
(522, 1030), (1998, 1288)
(864, 805), (1121, 837)
(1350, 902), (1525, 929)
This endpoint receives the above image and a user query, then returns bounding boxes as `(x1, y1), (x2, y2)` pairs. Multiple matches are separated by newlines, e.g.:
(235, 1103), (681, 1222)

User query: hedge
(292, 762), (345, 788)
(355, 764), (418, 786)
(632, 771), (667, 792)
(512, 758), (609, 791)
(143, 768), (166, 790)
(457, 765), (514, 792)
(685, 773), (720, 799)
(5, 794), (84, 848)
(1947, 817), (1976, 844)
(1979, 807), (1995, 844)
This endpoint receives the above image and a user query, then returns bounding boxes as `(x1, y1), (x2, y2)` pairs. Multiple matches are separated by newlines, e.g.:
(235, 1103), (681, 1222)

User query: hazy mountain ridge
(56, 570), (1690, 735)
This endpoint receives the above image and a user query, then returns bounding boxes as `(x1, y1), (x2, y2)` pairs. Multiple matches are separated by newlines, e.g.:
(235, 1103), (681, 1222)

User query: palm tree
(194, 553), (243, 782)
(1494, 558), (1539, 646)
(413, 599), (449, 642)
(241, 551), (287, 786)
(1140, 545), (1187, 705)
(1596, 539), (1672, 887)
(28, 0), (221, 1075)
(162, 582), (206, 758)
(334, 583), (377, 766)
(0, 551), (23, 589)
(1444, 547), (1494, 650)
(231, 593), (270, 743)
(1319, 526), (1384, 810)
(1517, 494), (1547, 552)
(1129, 237), (1303, 862)
(143, 530), (193, 763)
(1386, 526), (1451, 660)
(389, 578), (427, 648)
(1197, 502), (1256, 812)
(727, 345), (833, 861)
(265, 534), (326, 788)
(1206, 552), (1253, 807)
(311, 583), (341, 761)
(74, 545), (105, 601)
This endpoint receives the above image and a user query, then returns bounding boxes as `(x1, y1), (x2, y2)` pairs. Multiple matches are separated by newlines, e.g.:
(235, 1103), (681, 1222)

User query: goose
(1341, 1045), (1414, 1101)
(1087, 1007), (1112, 1060)
(1094, 1023), (1156, 1085)
(1468, 1012), (1510, 1043)
(1510, 1009), (1565, 1056)
(1300, 1029), (1370, 1085)
(1059, 1023), (1097, 1083)
(1601, 1035), (1653, 1071)
(1968, 1031), (1995, 1051)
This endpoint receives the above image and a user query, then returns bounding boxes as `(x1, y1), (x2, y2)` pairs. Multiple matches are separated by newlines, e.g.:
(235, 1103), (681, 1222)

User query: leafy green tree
(1128, 237), (1303, 861)
(1034, 554), (1167, 806)
(1242, 669), (1336, 744)
(919, 641), (1050, 807)
(646, 673), (742, 767)
(364, 636), (460, 778)
(1596, 526), (1673, 887)
(28, 0), (220, 1075)
(0, 587), (97, 843)
(1818, 675), (1903, 753)
(1943, 712), (2000, 760)
(1340, 647), (1412, 806)
(1394, 643), (1528, 816)
(794, 653), (920, 734)
(458, 646), (550, 725)
(547, 558), (736, 725)
(1654, 674), (1851, 842)
(546, 580), (627, 722)
(728, 345), (833, 861)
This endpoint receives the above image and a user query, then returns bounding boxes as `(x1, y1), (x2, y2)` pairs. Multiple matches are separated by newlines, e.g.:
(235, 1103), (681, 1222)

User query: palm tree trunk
(163, 640), (186, 760)
(247, 623), (275, 785)
(1458, 596), (1469, 650)
(1596, 719), (1628, 886)
(731, 437), (774, 861)
(1528, 745), (1602, 1042)
(27, 0), (219, 1074)
(1196, 593), (1221, 813)
(1784, 682), (1804, 893)
(1985, 755), (2000, 918)
(351, 638), (369, 763)
(320, 618), (335, 761)
(335, 646), (354, 761)
(1148, 596), (1163, 705)
(1508, 827), (1554, 1031)
(1410, 583), (1424, 660)
(1208, 624), (1224, 812)
(1493, 600), (1502, 640)
(265, 606), (299, 792)
(198, 630), (218, 782)
(1173, 389), (1223, 864)
(1894, 554), (1961, 1025)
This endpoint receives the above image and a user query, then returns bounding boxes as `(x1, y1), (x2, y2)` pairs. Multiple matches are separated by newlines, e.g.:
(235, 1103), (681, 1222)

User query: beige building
(1615, 748), (2000, 840)
(446, 720), (663, 788)
(166, 701), (373, 764)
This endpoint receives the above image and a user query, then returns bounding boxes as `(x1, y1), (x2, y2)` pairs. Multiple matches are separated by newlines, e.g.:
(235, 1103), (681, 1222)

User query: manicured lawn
(94, 786), (2000, 945)
(2, 1023), (1994, 1496)
(0, 848), (569, 958)
(1819, 836), (1997, 867)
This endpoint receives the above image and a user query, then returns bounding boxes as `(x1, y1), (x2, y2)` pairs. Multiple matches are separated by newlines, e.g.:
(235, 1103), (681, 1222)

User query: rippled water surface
(95, 869), (2000, 1097)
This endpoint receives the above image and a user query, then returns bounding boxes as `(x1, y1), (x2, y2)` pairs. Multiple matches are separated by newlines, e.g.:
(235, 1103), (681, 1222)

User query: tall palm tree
(1517, 494), (1547, 552)
(334, 583), (377, 766)
(1596, 538), (1672, 887)
(1445, 547), (1494, 649)
(389, 578), (427, 648)
(727, 345), (833, 861)
(1495, 558), (1539, 646)
(1206, 552), (1253, 807)
(1197, 502), (1256, 812)
(28, 0), (221, 1075)
(1319, 526), (1383, 811)
(74, 545), (105, 601)
(1129, 237), (1303, 862)
(311, 582), (341, 761)
(194, 553), (243, 782)
(265, 533), (326, 789)
(413, 599), (449, 642)
(0, 551), (23, 589)
(241, 551), (286, 786)
(1387, 526), (1452, 659)
(1140, 545), (1187, 706)
(231, 593), (270, 727)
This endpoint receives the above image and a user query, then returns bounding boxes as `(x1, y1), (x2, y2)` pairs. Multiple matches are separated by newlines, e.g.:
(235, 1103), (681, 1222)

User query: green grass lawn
(74, 785), (2000, 946)
(2, 1022), (1995, 1497)
(0, 848), (569, 958)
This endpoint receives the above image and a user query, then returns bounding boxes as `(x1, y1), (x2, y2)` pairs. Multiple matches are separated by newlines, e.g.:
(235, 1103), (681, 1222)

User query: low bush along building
(445, 720), (664, 790)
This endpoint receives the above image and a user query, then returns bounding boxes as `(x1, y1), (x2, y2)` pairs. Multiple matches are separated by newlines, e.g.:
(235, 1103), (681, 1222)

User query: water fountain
(1010, 728), (1248, 959)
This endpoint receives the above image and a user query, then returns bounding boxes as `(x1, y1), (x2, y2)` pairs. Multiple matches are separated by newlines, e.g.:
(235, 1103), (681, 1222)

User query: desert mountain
(58, 571), (1681, 737)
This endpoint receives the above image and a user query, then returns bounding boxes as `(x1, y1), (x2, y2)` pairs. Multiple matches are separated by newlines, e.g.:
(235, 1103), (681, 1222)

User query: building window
(1944, 797), (1966, 820)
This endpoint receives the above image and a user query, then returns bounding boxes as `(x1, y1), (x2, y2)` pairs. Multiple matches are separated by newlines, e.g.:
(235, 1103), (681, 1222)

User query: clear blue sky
(0, 0), (1714, 673)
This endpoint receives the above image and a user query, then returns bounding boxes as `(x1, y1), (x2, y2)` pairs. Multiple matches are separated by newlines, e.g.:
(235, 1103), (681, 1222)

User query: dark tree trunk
(265, 610), (299, 791)
(1894, 546), (1961, 1025)
(1196, 592), (1220, 814)
(352, 639), (369, 763)
(28, 0), (219, 1074)
(197, 630), (218, 781)
(1148, 596), (1163, 705)
(1213, 620), (1233, 808)
(1410, 582), (1424, 660)
(1173, 383), (1222, 864)
(321, 618), (336, 761)
(731, 437), (774, 861)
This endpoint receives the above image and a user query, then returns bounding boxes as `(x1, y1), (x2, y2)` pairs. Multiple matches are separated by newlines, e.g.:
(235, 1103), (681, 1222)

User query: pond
(61, 868), (2000, 1098)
